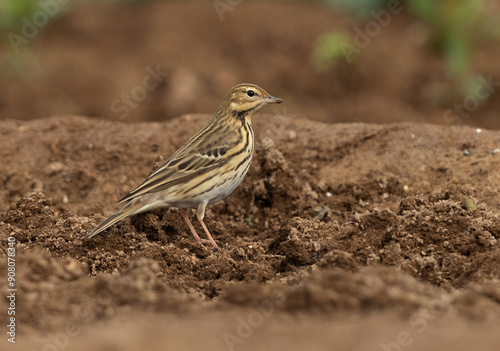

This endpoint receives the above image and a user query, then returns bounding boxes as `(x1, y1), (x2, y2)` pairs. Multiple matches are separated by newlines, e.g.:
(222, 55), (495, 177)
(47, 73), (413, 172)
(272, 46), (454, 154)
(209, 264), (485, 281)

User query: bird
(85, 83), (283, 248)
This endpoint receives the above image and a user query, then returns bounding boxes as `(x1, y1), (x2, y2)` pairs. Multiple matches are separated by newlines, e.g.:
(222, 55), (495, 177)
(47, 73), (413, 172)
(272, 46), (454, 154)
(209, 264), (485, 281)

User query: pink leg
(196, 214), (219, 248)
(180, 209), (211, 245)
(196, 202), (218, 248)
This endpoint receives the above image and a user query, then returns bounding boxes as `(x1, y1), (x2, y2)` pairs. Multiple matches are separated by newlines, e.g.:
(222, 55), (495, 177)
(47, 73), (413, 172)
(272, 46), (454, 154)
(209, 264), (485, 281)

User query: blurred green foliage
(407, 0), (488, 96)
(0, 0), (71, 77)
(0, 0), (75, 33)
(315, 0), (500, 99)
(0, 0), (42, 32)
(320, 0), (390, 17)
(313, 32), (356, 69)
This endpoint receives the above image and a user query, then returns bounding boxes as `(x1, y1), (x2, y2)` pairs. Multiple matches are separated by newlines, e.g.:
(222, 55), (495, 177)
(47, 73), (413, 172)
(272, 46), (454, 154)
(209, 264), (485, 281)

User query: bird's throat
(231, 106), (258, 120)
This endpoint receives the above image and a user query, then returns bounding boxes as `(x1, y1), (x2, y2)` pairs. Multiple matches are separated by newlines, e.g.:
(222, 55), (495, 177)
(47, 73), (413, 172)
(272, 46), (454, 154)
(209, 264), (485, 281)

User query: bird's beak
(263, 96), (283, 104)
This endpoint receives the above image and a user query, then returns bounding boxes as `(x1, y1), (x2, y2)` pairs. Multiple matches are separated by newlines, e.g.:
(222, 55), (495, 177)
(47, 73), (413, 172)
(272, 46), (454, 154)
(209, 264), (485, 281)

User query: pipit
(85, 83), (283, 248)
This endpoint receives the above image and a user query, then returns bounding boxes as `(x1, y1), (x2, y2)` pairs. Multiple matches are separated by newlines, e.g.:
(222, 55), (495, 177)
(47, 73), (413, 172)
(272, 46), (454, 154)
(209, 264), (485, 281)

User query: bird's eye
(246, 90), (255, 97)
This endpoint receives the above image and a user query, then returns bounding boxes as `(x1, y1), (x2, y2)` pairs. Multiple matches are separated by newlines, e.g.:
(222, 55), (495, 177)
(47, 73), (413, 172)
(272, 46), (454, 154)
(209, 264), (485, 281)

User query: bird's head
(218, 83), (283, 120)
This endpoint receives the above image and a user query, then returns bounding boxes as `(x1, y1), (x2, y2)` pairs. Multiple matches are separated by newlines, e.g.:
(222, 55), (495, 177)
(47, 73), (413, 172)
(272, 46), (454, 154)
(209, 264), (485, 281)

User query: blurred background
(1, 0), (500, 128)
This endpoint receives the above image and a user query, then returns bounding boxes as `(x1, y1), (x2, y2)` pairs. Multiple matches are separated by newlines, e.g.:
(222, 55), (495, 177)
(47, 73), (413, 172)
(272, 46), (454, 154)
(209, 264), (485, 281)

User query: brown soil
(2, 1), (500, 350)
(1, 114), (500, 349)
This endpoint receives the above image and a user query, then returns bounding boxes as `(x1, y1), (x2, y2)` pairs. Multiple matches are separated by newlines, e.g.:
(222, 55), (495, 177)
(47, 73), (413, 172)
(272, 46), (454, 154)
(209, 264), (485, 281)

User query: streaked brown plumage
(85, 83), (283, 247)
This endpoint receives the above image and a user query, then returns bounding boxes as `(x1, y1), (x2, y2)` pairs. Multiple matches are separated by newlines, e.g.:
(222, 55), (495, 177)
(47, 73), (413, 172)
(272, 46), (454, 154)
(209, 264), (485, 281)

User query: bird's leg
(180, 208), (211, 245)
(196, 202), (219, 248)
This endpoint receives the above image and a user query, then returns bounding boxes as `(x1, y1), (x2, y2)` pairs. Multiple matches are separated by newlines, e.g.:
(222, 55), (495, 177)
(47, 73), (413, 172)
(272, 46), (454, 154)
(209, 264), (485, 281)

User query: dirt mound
(1, 116), (500, 349)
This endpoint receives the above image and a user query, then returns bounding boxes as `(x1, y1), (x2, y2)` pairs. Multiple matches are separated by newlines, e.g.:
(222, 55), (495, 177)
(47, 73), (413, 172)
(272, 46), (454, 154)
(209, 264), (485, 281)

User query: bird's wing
(117, 144), (231, 204)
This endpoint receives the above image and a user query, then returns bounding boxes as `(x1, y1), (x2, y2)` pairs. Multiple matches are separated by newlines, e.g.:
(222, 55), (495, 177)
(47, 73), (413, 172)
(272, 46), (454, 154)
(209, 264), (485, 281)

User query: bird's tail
(84, 201), (146, 239)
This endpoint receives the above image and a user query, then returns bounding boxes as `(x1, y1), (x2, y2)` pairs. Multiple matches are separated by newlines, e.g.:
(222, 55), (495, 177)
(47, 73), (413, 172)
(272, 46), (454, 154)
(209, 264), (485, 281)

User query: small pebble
(486, 148), (499, 155)
(287, 130), (297, 140)
(463, 149), (472, 156)
(47, 162), (66, 175)
(476, 128), (482, 134)
(326, 192), (332, 197)
(314, 205), (330, 220)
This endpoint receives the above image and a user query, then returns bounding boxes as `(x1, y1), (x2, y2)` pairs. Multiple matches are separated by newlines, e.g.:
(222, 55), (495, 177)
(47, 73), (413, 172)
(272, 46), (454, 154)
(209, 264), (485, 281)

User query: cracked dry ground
(1, 114), (500, 350)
